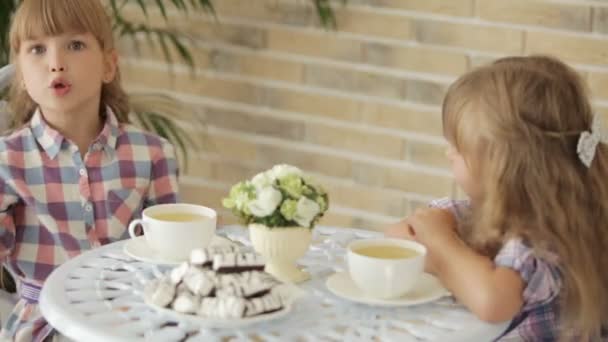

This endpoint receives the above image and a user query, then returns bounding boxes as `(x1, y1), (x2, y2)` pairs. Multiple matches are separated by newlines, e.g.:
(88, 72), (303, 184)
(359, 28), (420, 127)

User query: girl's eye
(28, 45), (46, 55)
(68, 40), (86, 51)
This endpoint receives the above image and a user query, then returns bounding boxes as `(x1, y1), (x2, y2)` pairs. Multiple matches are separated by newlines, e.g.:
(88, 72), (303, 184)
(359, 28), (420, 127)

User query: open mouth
(50, 79), (71, 95)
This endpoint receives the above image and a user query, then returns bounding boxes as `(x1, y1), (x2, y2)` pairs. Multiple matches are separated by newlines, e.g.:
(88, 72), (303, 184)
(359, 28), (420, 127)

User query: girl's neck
(41, 102), (104, 158)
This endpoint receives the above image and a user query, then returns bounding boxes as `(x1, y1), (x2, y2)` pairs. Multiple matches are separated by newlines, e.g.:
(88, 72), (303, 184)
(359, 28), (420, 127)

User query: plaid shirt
(0, 108), (179, 341)
(429, 198), (563, 341)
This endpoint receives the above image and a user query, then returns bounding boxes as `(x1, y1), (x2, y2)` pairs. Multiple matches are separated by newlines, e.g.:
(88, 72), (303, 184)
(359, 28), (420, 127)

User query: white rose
(247, 187), (282, 217)
(251, 171), (275, 191)
(271, 164), (302, 180)
(294, 196), (320, 228)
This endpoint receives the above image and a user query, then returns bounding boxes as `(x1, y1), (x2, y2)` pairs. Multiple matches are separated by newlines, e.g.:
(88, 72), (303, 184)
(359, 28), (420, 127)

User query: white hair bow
(577, 115), (604, 168)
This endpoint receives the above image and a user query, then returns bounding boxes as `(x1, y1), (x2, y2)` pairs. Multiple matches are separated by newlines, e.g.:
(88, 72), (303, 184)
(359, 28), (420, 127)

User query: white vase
(248, 223), (313, 283)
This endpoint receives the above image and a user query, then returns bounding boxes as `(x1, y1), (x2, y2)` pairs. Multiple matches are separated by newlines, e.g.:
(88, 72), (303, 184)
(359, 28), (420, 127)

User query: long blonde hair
(443, 55), (608, 340)
(8, 0), (130, 127)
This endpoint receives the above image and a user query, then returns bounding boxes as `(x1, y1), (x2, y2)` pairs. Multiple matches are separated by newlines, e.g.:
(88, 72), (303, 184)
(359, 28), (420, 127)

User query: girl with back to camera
(386, 55), (608, 340)
(0, 0), (179, 340)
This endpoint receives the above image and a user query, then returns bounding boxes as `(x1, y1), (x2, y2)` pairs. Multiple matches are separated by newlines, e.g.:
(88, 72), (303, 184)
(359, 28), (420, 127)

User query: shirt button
(79, 169), (86, 176)
(85, 203), (92, 212)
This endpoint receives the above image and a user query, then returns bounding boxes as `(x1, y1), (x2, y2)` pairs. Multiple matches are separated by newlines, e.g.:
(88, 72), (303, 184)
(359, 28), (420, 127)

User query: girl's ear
(102, 50), (118, 84)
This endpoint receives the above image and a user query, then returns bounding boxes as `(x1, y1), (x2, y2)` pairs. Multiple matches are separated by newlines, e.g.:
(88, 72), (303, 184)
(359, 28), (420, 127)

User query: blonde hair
(8, 0), (130, 127)
(443, 55), (608, 340)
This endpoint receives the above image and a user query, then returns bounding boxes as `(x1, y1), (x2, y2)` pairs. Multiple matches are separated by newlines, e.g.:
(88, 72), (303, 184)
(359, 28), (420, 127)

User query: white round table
(39, 225), (509, 341)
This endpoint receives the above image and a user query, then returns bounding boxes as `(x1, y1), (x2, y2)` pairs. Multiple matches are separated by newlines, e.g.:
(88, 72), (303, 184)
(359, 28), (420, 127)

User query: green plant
(222, 164), (329, 229)
(0, 0), (341, 166)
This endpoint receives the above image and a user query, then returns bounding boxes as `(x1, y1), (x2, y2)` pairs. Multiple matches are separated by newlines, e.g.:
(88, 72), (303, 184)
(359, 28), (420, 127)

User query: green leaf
(134, 0), (148, 17)
(153, 0), (168, 20)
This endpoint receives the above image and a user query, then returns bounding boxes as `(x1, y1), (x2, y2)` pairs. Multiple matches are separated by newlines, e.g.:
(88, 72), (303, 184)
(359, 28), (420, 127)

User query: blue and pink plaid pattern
(428, 198), (564, 341)
(0, 107), (179, 341)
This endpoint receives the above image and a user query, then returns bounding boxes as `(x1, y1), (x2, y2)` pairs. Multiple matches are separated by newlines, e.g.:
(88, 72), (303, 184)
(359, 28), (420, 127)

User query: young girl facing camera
(387, 55), (608, 340)
(0, 0), (179, 340)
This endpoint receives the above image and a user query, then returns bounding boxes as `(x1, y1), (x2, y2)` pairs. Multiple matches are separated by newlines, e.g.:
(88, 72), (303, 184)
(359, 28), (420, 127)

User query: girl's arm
(433, 235), (524, 323)
(407, 208), (524, 323)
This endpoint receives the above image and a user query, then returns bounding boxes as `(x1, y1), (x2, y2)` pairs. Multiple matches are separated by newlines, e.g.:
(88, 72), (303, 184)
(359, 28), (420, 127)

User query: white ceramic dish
(124, 235), (235, 265)
(326, 271), (450, 307)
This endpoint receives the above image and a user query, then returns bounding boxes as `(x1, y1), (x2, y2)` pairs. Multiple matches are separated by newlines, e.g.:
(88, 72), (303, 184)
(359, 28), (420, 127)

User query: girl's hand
(384, 220), (415, 240)
(405, 208), (459, 274)
(406, 207), (458, 248)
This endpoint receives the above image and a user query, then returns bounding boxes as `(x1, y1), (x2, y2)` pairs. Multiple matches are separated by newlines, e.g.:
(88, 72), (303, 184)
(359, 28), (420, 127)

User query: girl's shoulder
(0, 125), (36, 153)
(495, 238), (562, 310)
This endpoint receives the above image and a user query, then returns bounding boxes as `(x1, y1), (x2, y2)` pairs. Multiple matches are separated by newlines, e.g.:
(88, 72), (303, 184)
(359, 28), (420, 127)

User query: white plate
(143, 283), (306, 328)
(326, 272), (450, 307)
(123, 235), (236, 265)
(144, 297), (293, 328)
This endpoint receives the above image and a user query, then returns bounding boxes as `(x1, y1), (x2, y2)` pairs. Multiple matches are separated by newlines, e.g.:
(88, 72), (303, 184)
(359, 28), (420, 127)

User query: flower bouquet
(222, 164), (329, 283)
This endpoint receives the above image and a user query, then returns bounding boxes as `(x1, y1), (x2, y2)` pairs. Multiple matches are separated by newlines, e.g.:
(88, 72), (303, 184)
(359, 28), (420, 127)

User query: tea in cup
(127, 203), (217, 260)
(347, 238), (426, 299)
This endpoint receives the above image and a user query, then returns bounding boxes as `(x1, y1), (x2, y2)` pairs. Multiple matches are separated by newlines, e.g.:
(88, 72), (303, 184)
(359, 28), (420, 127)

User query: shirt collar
(31, 106), (120, 160)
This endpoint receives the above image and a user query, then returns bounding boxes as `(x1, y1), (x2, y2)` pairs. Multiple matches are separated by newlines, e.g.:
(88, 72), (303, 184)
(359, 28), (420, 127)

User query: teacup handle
(128, 219), (145, 239)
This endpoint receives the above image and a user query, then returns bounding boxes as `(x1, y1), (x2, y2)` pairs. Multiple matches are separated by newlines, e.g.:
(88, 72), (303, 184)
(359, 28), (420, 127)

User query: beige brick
(597, 106), (608, 122)
(263, 87), (362, 122)
(351, 161), (387, 187)
(122, 64), (264, 105)
(415, 20), (524, 54)
(478, 0), (591, 31)
(213, 0), (314, 27)
(183, 155), (215, 179)
(348, 0), (473, 16)
(468, 55), (499, 70)
(267, 28), (363, 62)
(255, 144), (353, 180)
(385, 168), (452, 198)
(526, 31), (608, 66)
(122, 6), (268, 49)
(304, 123), (404, 159)
(359, 102), (443, 136)
(204, 108), (306, 141)
(179, 183), (228, 212)
(593, 7), (608, 34)
(118, 37), (213, 69)
(333, 8), (413, 40)
(364, 43), (468, 76)
(192, 132), (258, 163)
(408, 142), (449, 169)
(205, 48), (303, 83)
(303, 65), (404, 99)
(404, 79), (447, 105)
(588, 72), (608, 100)
(212, 160), (258, 185)
(324, 182), (407, 218)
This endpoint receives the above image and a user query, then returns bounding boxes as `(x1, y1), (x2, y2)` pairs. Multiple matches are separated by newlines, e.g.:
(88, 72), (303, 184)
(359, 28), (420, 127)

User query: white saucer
(326, 272), (450, 307)
(124, 235), (236, 265)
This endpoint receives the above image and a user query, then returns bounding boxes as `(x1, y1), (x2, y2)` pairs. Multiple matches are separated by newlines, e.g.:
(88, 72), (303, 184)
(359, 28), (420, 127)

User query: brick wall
(120, 0), (608, 231)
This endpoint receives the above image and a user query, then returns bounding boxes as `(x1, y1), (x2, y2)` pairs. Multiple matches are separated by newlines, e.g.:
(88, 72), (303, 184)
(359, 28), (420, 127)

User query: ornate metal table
(39, 225), (509, 341)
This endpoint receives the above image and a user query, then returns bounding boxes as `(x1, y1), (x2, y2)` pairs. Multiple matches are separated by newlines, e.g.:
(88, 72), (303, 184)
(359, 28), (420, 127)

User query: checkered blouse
(0, 107), (179, 341)
(429, 198), (564, 341)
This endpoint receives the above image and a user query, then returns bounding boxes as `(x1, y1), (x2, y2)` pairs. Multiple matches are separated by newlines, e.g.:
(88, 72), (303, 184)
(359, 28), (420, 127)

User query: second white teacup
(127, 203), (217, 260)
(347, 238), (426, 299)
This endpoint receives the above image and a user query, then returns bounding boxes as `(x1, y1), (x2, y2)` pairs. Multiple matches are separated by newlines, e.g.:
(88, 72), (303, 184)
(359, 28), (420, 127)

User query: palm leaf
(129, 93), (203, 170)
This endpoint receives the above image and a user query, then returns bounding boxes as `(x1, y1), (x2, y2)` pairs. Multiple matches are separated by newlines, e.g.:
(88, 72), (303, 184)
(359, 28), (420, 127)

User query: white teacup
(347, 238), (427, 299)
(127, 203), (217, 260)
